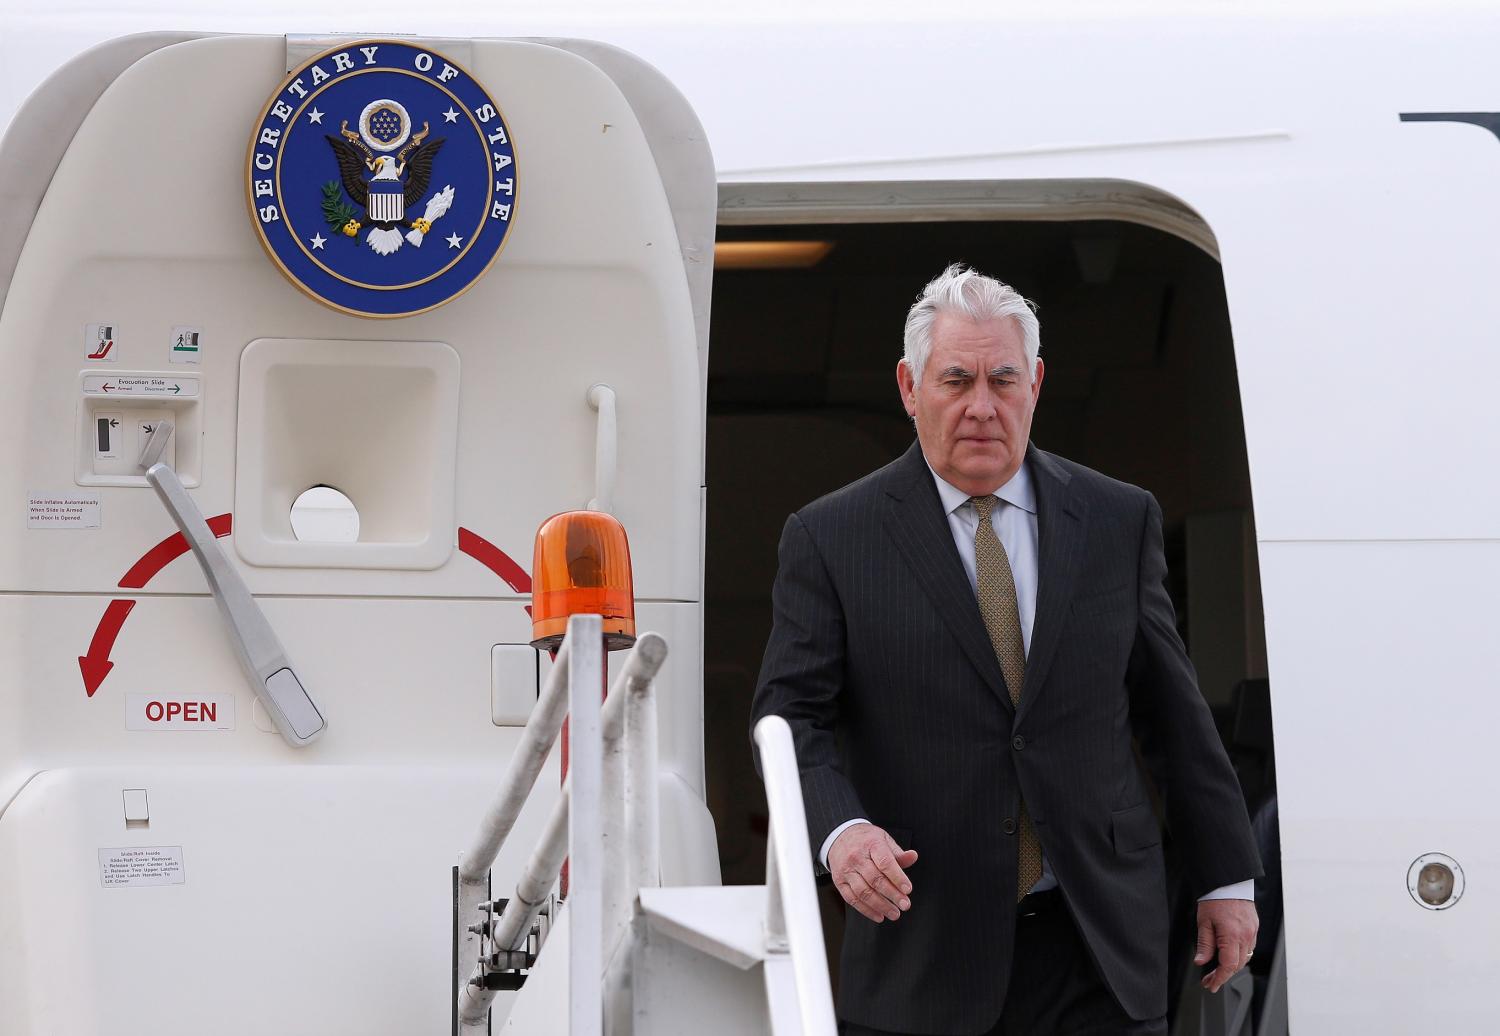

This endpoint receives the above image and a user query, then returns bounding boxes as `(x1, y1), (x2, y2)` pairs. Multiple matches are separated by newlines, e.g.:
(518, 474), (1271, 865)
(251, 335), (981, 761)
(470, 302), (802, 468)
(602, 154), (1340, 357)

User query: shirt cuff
(1197, 878), (1256, 902)
(819, 818), (872, 869)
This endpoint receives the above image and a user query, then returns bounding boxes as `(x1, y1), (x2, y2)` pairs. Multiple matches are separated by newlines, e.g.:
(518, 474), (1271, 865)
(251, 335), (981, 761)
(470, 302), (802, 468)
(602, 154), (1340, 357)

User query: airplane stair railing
(451, 612), (835, 1035)
(588, 715), (838, 1035)
(749, 714), (840, 1035)
(455, 613), (668, 1034)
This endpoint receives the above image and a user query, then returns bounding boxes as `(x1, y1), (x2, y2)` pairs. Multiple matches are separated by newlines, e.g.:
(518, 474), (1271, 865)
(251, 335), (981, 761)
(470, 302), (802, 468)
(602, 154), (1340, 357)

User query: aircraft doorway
(702, 212), (1282, 1032)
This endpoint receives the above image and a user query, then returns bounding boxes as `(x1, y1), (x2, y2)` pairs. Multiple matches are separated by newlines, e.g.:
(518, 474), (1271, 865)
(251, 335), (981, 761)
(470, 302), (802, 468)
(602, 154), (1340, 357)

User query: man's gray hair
(902, 264), (1041, 386)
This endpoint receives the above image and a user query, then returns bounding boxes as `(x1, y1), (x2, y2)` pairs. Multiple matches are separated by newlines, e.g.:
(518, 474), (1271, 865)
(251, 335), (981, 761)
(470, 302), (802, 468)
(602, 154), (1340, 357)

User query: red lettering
(141, 699), (219, 724)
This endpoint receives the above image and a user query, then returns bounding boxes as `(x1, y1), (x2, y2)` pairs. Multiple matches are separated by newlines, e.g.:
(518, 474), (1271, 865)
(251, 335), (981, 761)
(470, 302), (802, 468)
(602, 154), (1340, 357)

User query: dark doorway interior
(701, 218), (1277, 1024)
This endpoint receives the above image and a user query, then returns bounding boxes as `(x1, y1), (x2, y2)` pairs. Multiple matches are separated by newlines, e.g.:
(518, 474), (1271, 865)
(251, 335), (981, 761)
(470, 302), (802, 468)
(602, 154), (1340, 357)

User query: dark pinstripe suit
(751, 441), (1261, 1035)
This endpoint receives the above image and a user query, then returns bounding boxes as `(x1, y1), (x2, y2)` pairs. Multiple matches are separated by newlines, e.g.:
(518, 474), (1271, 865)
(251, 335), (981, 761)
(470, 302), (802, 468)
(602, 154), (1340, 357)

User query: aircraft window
(289, 485), (360, 543)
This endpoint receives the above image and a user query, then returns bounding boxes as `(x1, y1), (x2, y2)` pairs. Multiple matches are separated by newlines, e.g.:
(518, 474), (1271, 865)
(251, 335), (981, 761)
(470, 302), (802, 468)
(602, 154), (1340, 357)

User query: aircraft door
(0, 33), (713, 1035)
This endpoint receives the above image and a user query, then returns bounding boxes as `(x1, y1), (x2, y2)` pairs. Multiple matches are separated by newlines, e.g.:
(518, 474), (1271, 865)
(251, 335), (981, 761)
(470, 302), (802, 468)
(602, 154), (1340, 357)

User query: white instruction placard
(27, 493), (101, 529)
(81, 373), (200, 398)
(98, 846), (185, 888)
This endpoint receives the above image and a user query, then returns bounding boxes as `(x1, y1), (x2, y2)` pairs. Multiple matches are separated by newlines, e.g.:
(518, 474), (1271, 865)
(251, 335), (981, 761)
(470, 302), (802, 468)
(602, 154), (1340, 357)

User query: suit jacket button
(1003, 818), (1017, 835)
(1012, 735), (1026, 751)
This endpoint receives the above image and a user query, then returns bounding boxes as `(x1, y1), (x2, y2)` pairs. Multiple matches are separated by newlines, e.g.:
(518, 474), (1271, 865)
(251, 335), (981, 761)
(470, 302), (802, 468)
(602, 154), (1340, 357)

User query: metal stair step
(636, 885), (771, 970)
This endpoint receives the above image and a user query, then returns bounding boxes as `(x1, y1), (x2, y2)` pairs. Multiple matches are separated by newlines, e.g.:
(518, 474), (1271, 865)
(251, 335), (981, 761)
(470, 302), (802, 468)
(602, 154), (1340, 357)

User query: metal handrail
(586, 384), (617, 513)
(458, 637), (574, 887)
(753, 715), (839, 1036)
(457, 618), (667, 1031)
(603, 634), (663, 947)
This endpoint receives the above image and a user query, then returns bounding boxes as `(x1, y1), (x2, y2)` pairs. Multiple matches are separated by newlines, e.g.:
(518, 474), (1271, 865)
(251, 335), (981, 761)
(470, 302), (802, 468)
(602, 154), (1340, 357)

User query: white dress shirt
(819, 459), (1253, 903)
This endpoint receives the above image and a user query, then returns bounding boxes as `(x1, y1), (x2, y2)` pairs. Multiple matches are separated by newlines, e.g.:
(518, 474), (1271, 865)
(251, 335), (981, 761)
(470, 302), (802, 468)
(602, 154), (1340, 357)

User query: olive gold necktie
(971, 494), (1044, 901)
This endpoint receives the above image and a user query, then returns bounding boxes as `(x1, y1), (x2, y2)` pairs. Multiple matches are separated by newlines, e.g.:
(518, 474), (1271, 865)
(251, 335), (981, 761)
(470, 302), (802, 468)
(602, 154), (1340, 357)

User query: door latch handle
(139, 421), (326, 747)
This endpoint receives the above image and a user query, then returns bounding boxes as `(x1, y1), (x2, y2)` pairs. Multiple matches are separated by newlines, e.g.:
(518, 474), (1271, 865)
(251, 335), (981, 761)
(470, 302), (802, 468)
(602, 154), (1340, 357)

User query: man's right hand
(828, 822), (918, 923)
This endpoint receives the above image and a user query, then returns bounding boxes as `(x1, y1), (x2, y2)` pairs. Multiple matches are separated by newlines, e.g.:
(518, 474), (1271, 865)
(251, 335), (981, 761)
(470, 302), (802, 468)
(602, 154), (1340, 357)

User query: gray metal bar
(138, 422), (324, 747)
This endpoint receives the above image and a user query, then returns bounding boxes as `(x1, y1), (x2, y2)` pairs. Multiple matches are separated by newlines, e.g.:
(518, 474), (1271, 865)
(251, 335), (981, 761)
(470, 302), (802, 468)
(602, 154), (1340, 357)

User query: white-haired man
(751, 264), (1261, 1034)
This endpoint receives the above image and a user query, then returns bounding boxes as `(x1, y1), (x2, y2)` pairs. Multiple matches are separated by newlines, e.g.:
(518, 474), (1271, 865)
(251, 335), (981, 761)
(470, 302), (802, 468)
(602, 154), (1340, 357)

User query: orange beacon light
(530, 510), (636, 651)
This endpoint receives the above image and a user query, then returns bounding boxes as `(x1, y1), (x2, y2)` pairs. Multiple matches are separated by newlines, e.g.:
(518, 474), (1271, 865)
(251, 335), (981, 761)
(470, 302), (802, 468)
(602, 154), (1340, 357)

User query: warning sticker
(98, 846), (185, 888)
(28, 493), (101, 529)
(85, 323), (119, 363)
(126, 694), (236, 730)
(170, 326), (202, 365)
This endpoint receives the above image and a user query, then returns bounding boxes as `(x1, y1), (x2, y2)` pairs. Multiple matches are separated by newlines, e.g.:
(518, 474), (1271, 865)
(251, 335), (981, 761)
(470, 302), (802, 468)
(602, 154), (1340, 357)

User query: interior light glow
(713, 240), (835, 269)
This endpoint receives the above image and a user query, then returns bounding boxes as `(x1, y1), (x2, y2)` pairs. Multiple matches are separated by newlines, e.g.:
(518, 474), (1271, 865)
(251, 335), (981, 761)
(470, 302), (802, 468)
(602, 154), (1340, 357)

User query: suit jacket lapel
(880, 442), (1013, 711)
(1017, 445), (1087, 726)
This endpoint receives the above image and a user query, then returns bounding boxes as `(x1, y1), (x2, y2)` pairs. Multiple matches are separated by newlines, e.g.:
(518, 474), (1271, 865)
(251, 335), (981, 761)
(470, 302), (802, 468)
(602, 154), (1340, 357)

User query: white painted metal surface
(501, 896), (577, 1034)
(612, 909), (776, 1036)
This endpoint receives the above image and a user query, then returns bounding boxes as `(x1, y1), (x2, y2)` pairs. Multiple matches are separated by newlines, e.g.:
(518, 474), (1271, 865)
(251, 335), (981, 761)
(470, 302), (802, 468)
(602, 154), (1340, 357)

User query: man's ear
(896, 358), (917, 417)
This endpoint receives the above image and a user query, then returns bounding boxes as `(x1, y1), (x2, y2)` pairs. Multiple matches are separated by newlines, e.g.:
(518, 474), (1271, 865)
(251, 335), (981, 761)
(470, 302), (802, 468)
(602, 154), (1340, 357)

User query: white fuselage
(1, 4), (1495, 1033)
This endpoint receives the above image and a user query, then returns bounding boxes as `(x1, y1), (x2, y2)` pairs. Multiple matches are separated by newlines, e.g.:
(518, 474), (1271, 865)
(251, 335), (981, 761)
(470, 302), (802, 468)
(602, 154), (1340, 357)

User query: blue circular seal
(247, 40), (516, 318)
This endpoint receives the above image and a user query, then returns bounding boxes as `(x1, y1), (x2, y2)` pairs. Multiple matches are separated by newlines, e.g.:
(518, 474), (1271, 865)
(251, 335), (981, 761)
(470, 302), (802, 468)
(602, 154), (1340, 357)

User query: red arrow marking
(84, 512), (233, 695)
(458, 527), (532, 594)
(118, 513), (232, 589)
(90, 520), (524, 699)
(101, 383), (114, 392)
(79, 599), (136, 697)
